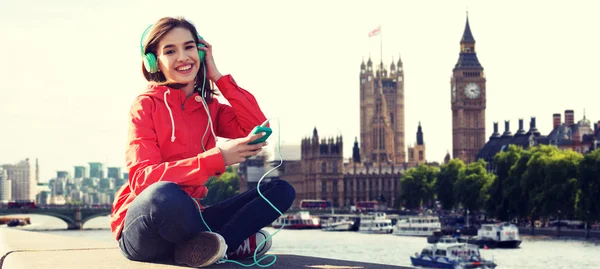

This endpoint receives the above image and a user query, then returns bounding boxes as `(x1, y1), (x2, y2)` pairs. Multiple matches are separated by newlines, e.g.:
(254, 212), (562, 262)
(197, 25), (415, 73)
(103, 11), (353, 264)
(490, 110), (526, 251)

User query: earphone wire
(191, 60), (286, 267)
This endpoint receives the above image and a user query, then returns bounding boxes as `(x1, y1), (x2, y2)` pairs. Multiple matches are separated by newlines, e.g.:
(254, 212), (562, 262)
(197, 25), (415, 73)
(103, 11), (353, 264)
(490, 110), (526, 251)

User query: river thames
(3, 214), (599, 269)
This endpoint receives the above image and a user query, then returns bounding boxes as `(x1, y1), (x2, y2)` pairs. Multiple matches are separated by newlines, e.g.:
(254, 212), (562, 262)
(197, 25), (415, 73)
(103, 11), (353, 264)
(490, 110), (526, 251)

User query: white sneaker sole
(255, 230), (272, 257)
(174, 232), (228, 267)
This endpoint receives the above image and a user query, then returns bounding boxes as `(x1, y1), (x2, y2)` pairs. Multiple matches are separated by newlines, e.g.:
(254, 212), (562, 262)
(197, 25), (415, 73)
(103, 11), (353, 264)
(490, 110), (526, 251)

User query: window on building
(321, 162), (326, 173)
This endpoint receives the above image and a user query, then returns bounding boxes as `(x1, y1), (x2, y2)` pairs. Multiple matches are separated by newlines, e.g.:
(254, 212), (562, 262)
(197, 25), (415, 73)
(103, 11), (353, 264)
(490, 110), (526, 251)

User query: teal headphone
(140, 24), (206, 73)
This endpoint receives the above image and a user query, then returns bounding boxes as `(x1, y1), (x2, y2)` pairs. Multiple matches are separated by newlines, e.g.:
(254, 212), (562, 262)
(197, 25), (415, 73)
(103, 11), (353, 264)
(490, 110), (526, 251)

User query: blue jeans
(118, 180), (295, 262)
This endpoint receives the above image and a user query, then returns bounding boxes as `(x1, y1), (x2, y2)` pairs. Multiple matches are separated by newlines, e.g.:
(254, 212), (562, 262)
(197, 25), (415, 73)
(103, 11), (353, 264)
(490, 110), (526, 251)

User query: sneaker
(226, 229), (272, 260)
(174, 231), (228, 267)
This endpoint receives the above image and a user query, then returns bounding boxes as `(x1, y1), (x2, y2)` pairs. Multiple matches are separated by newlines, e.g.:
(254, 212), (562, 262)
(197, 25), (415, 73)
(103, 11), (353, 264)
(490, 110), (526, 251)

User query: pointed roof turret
(397, 54), (403, 67)
(361, 57), (366, 69)
(352, 136), (361, 163)
(454, 13), (482, 69)
(313, 126), (318, 137)
(461, 13), (475, 43)
(390, 57), (396, 71)
(367, 56), (373, 67)
(416, 122), (424, 145)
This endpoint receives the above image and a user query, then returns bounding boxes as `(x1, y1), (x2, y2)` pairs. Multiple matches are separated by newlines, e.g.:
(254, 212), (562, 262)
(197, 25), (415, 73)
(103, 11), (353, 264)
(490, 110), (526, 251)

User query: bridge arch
(0, 207), (112, 230)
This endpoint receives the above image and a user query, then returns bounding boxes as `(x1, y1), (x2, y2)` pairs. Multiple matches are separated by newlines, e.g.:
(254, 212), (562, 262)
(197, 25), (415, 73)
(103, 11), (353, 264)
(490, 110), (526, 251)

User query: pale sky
(1, 0), (599, 182)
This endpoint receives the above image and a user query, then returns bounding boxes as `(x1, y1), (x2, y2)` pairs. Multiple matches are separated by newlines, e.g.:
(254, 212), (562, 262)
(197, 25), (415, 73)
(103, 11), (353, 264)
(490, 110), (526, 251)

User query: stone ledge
(0, 229), (410, 269)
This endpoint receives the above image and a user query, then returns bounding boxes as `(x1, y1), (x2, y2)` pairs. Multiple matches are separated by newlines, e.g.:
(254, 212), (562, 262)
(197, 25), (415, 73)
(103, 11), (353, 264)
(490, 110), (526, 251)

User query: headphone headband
(140, 24), (153, 56)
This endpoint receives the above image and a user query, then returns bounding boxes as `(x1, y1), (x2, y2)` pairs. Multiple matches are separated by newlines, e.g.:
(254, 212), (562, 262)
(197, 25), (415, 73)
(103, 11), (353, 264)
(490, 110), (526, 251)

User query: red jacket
(110, 74), (267, 240)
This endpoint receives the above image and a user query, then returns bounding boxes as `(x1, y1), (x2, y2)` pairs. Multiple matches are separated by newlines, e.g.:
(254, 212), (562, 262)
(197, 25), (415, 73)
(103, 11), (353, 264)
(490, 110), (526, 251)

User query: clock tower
(450, 14), (486, 164)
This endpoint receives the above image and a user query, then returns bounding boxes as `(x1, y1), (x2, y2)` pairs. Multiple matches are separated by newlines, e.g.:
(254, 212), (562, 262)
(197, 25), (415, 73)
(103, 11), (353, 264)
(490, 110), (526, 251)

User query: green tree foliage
(521, 145), (581, 220)
(435, 158), (465, 210)
(399, 164), (438, 210)
(486, 145), (524, 221)
(540, 148), (582, 220)
(507, 147), (533, 219)
(575, 149), (600, 226)
(392, 142), (597, 226)
(454, 159), (494, 212)
(201, 166), (240, 206)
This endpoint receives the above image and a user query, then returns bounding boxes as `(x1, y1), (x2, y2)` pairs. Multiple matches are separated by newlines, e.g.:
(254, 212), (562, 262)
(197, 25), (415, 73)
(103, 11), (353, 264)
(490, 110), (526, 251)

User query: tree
(454, 159), (494, 213)
(522, 145), (580, 223)
(575, 149), (600, 238)
(435, 158), (465, 211)
(201, 167), (240, 206)
(399, 164), (438, 210)
(540, 149), (581, 221)
(486, 145), (524, 221)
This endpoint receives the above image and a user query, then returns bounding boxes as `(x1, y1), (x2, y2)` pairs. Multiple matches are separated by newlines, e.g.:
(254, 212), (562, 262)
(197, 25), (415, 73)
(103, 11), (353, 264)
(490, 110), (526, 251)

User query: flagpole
(380, 24), (383, 63)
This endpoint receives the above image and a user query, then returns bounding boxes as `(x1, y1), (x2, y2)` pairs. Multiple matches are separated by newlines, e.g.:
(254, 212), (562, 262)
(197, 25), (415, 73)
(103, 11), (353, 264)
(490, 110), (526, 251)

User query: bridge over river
(0, 206), (111, 230)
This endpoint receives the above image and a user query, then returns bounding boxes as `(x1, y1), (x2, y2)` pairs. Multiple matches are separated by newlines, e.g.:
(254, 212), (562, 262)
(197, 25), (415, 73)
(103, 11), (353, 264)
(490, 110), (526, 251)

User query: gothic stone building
(301, 128), (407, 208)
(255, 18), (496, 209)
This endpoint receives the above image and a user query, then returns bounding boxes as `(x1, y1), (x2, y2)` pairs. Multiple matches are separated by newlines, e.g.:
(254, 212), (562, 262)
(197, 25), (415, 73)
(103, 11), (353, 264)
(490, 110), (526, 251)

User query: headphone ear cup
(144, 52), (159, 73)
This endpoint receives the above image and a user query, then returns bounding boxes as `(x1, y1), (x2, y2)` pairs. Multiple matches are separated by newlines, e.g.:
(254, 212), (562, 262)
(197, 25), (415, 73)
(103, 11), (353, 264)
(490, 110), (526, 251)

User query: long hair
(141, 17), (217, 100)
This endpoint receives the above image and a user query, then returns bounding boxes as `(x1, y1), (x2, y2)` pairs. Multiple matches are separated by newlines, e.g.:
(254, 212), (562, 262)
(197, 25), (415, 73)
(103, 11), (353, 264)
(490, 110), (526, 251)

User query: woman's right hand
(218, 132), (268, 166)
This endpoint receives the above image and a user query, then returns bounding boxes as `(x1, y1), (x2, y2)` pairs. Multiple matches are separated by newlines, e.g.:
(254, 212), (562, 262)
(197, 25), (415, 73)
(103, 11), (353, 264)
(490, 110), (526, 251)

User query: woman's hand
(197, 38), (223, 82)
(218, 132), (268, 166)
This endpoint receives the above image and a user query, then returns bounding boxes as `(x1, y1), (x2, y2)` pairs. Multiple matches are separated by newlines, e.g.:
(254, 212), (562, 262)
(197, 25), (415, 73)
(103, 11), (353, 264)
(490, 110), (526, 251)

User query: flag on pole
(368, 25), (381, 37)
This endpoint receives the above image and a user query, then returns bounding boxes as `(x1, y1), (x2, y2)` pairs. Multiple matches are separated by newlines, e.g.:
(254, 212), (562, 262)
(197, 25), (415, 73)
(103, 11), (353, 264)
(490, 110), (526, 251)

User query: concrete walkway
(0, 229), (411, 269)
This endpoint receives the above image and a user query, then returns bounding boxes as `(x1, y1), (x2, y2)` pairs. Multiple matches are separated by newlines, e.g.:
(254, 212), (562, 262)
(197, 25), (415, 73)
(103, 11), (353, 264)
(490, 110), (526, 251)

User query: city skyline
(1, 0), (599, 181)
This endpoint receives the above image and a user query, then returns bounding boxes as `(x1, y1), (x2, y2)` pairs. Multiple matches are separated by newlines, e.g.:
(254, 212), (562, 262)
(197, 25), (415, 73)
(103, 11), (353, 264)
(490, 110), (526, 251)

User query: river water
(2, 214), (599, 269)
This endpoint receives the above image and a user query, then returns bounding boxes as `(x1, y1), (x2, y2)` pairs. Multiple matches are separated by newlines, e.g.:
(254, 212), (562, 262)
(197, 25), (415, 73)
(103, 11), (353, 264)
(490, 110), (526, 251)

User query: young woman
(110, 17), (295, 268)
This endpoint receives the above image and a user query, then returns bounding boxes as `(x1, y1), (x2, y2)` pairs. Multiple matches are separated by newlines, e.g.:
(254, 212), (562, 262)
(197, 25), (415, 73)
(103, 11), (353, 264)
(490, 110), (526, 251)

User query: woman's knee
(141, 182), (195, 215)
(268, 180), (296, 209)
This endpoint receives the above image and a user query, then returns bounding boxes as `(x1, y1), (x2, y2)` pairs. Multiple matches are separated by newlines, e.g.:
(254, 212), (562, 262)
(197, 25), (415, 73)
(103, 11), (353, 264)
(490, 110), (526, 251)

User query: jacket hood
(142, 83), (182, 101)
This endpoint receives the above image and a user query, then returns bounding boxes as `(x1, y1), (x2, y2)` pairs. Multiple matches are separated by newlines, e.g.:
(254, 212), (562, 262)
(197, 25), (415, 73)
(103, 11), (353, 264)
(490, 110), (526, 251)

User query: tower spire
(461, 12), (475, 43)
(416, 122), (424, 145)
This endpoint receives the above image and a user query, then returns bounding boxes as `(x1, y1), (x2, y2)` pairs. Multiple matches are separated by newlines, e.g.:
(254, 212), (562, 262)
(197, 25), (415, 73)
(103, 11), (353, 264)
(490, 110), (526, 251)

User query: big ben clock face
(464, 83), (480, 99)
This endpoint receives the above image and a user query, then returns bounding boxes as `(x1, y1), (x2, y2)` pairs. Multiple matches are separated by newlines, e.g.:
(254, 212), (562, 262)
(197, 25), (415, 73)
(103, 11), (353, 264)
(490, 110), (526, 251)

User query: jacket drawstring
(164, 89), (176, 142)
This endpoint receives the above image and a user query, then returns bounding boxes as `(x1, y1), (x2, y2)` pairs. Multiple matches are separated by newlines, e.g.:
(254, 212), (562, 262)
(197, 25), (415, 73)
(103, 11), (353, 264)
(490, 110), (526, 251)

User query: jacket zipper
(182, 94), (192, 111)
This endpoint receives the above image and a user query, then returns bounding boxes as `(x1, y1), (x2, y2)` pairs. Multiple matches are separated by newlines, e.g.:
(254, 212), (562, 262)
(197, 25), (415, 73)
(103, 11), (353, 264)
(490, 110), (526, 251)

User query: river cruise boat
(411, 242), (497, 269)
(321, 215), (355, 231)
(358, 212), (393, 234)
(474, 222), (522, 248)
(393, 215), (441, 237)
(271, 211), (320, 229)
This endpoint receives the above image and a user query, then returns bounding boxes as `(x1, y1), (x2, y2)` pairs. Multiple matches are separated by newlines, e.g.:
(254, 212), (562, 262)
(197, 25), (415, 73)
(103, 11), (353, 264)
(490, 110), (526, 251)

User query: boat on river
(411, 241), (497, 269)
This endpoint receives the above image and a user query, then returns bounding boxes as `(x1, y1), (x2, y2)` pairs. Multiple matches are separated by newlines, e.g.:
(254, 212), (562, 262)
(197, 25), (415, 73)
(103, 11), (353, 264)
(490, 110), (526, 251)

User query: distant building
(477, 110), (600, 172)
(0, 168), (12, 203)
(546, 110), (599, 154)
(89, 162), (103, 179)
(74, 166), (87, 178)
(2, 158), (38, 202)
(107, 167), (122, 179)
(407, 122), (427, 167)
(450, 15), (487, 164)
(238, 154), (268, 193)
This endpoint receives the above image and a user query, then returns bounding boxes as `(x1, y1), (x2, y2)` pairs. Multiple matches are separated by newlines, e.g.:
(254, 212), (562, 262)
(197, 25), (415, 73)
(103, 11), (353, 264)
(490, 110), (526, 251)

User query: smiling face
(156, 27), (200, 85)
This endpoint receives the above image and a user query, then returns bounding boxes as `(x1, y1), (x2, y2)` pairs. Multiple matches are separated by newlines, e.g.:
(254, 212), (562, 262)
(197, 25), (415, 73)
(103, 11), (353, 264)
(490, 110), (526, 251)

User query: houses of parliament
(239, 16), (486, 209)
